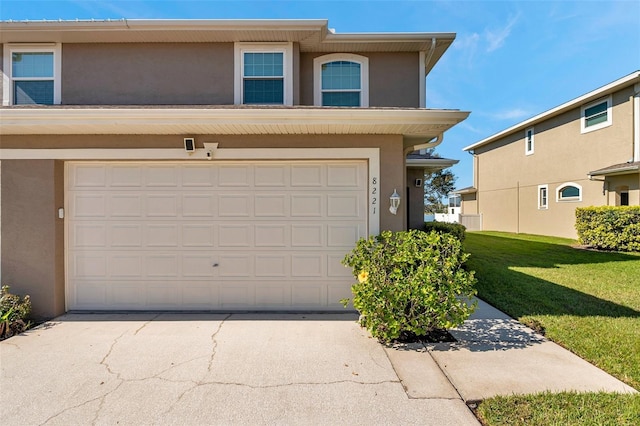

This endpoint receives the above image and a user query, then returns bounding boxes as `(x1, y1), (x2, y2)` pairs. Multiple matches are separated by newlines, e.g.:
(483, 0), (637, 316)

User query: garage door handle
(212, 263), (219, 267)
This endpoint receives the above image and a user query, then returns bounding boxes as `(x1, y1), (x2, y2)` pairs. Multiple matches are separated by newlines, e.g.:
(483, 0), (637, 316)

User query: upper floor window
(581, 96), (612, 133)
(313, 53), (369, 107)
(2, 43), (61, 105)
(234, 43), (293, 106)
(556, 182), (582, 202)
(525, 127), (535, 155)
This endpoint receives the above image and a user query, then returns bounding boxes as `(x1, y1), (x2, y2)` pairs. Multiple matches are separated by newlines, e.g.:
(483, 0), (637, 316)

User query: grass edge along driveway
(463, 231), (640, 426)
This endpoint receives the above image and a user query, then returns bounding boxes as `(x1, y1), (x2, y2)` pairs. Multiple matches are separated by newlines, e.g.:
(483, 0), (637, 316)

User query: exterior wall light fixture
(389, 189), (401, 215)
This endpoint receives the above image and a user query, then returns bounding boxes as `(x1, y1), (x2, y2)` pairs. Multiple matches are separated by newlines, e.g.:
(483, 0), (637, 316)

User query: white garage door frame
(60, 147), (380, 311)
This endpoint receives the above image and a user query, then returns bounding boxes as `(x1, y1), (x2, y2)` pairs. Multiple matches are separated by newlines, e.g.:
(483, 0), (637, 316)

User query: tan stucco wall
(62, 43), (235, 105)
(473, 85), (636, 239)
(460, 193), (477, 214)
(0, 44), (3, 102)
(1, 160), (65, 320)
(299, 52), (420, 107)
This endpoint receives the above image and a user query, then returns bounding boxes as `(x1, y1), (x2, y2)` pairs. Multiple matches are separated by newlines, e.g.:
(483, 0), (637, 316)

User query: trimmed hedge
(422, 221), (467, 242)
(575, 206), (640, 252)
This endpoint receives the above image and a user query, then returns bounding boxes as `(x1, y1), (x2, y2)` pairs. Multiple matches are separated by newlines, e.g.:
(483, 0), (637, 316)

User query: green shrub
(0, 285), (32, 340)
(341, 230), (477, 342)
(422, 221), (467, 242)
(576, 206), (640, 252)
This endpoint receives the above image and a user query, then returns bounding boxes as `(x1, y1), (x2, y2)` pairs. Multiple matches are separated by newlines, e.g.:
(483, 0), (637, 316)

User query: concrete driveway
(0, 313), (478, 425)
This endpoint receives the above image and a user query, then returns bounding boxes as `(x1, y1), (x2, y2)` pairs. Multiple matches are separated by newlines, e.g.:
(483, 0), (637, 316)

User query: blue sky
(2, 0), (639, 189)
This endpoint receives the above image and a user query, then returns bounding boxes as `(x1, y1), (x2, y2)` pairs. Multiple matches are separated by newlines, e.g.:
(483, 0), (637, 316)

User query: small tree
(423, 150), (457, 214)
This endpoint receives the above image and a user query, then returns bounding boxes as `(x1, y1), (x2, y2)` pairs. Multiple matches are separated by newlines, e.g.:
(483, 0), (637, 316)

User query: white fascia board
(464, 70), (640, 152)
(0, 19), (329, 31)
(324, 32), (456, 43)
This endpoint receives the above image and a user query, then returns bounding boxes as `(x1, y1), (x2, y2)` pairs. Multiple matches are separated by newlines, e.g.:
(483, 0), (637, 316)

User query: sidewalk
(384, 298), (637, 402)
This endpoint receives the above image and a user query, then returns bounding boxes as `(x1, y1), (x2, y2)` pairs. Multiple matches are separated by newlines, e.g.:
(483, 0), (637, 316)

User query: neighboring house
(458, 71), (640, 239)
(0, 19), (469, 318)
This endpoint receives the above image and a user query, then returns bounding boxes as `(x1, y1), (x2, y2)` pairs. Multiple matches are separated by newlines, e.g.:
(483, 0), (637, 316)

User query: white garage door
(66, 161), (368, 311)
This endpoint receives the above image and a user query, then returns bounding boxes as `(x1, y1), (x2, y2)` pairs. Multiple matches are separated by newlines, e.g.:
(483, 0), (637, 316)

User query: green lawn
(463, 231), (640, 425)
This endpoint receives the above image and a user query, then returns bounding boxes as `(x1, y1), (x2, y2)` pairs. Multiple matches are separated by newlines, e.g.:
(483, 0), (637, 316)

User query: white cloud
(484, 13), (520, 53)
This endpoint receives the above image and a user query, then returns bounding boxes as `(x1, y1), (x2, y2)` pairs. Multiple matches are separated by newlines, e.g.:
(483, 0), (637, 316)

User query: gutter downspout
(420, 38), (437, 108)
(633, 83), (640, 162)
(403, 133), (443, 157)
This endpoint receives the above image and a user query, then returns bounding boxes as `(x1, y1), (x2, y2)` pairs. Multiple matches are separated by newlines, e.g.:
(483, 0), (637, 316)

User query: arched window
(313, 54), (369, 107)
(556, 182), (582, 202)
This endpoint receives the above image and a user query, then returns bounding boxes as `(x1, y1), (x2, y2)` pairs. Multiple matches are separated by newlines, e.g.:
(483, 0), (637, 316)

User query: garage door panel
(182, 194), (216, 217)
(73, 194), (107, 218)
(182, 284), (217, 307)
(255, 254), (288, 277)
(218, 165), (252, 187)
(182, 224), (215, 247)
(327, 164), (362, 187)
(110, 255), (143, 277)
(291, 194), (323, 217)
(255, 165), (287, 187)
(111, 224), (143, 247)
(327, 194), (362, 217)
(67, 161), (368, 311)
(147, 165), (179, 187)
(255, 286), (289, 306)
(217, 254), (252, 277)
(111, 165), (143, 187)
(292, 285), (325, 306)
(182, 255), (215, 277)
(146, 194), (179, 217)
(218, 224), (252, 247)
(291, 224), (324, 247)
(218, 194), (251, 217)
(74, 255), (107, 278)
(181, 165), (215, 187)
(255, 224), (287, 247)
(291, 164), (323, 187)
(327, 254), (353, 278)
(146, 224), (179, 247)
(73, 224), (107, 247)
(291, 255), (323, 277)
(146, 255), (179, 277)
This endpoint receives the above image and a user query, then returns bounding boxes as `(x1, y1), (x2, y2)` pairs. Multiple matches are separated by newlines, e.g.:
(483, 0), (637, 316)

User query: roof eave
(0, 107), (470, 137)
(464, 70), (640, 152)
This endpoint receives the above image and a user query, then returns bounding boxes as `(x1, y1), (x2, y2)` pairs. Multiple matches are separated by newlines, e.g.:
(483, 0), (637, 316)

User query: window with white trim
(3, 44), (62, 105)
(538, 184), (548, 209)
(581, 96), (612, 133)
(556, 182), (582, 202)
(525, 127), (535, 155)
(313, 53), (369, 107)
(234, 43), (293, 106)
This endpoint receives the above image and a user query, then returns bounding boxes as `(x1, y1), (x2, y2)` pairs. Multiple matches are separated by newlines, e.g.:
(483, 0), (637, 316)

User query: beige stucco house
(458, 71), (640, 239)
(0, 19), (469, 319)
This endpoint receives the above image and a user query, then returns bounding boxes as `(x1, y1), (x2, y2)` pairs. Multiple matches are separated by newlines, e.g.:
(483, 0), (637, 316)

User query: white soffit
(0, 19), (454, 54)
(0, 108), (470, 136)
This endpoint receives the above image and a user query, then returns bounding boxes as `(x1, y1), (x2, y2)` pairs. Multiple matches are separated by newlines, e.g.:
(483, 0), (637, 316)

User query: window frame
(2, 43), (62, 106)
(556, 182), (582, 202)
(581, 96), (612, 133)
(313, 53), (369, 107)
(525, 126), (535, 155)
(538, 184), (548, 209)
(234, 42), (293, 106)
